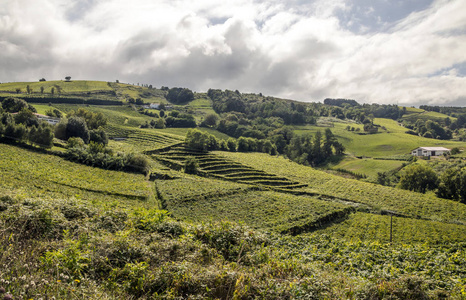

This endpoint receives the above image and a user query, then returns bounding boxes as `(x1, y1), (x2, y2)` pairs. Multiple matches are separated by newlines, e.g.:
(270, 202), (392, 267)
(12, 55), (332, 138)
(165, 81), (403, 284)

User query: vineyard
(0, 80), (465, 298)
(319, 212), (466, 244)
(164, 189), (354, 234)
(153, 145), (308, 191)
(215, 151), (466, 225)
(0, 143), (150, 204)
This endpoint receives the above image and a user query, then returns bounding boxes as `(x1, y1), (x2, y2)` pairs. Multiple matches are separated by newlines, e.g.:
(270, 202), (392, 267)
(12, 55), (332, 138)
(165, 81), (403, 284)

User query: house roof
(412, 147), (450, 151)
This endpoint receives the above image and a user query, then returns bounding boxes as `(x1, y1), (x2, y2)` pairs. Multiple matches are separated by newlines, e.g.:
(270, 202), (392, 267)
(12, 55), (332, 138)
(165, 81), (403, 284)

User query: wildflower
(3, 294), (13, 300)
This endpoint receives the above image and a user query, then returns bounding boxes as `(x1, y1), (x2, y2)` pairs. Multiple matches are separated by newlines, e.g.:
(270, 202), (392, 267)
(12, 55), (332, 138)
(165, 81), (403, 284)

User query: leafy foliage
(398, 164), (439, 194)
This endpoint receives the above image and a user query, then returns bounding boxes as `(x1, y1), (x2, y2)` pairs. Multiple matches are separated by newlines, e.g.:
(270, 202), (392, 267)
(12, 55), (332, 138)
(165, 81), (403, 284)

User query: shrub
(184, 156), (199, 174)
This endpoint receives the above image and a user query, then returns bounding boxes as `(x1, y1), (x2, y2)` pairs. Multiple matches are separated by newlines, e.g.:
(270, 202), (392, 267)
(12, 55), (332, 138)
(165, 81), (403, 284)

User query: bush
(184, 156), (199, 174)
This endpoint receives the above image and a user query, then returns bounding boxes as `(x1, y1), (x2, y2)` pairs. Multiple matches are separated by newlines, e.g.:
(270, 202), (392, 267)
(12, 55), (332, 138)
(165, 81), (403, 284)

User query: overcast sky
(1, 0), (465, 106)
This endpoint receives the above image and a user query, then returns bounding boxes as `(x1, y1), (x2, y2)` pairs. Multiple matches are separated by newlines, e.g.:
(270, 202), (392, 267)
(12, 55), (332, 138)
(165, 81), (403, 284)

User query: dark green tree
(398, 164), (438, 194)
(66, 116), (90, 143)
(184, 157), (199, 174)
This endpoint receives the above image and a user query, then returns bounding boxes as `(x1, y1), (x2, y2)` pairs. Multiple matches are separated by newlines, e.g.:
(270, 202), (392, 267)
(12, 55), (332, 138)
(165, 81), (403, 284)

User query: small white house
(411, 147), (450, 157)
(11, 112), (60, 125)
(149, 103), (160, 109)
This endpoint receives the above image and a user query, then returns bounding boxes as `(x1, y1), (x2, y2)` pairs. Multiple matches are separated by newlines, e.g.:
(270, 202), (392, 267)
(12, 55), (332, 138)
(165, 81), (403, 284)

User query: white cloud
(0, 0), (465, 106)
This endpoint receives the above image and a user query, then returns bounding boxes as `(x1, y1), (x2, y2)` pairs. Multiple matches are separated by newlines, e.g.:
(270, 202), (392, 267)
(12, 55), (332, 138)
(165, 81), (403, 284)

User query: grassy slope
(0, 80), (113, 94)
(0, 143), (153, 208)
(214, 151), (466, 225)
(332, 157), (405, 180)
(294, 118), (466, 158)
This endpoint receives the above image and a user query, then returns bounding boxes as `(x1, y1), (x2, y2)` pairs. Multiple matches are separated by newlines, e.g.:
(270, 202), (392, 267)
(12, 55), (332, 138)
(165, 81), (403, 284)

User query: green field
(0, 80), (113, 94)
(0, 143), (152, 207)
(214, 151), (466, 225)
(331, 157), (405, 181)
(294, 118), (466, 158)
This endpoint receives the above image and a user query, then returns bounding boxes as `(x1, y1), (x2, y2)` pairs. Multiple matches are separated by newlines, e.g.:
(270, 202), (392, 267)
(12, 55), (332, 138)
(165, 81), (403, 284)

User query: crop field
(0, 144), (150, 204)
(155, 146), (307, 190)
(155, 174), (253, 203)
(278, 234), (466, 293)
(165, 189), (353, 233)
(162, 127), (231, 140)
(319, 212), (466, 244)
(214, 151), (466, 225)
(332, 157), (405, 181)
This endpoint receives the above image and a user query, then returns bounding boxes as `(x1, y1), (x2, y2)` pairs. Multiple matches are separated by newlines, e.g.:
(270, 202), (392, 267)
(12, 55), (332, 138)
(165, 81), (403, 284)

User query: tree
(39, 78), (46, 82)
(65, 76), (71, 82)
(398, 164), (438, 194)
(312, 130), (323, 165)
(51, 87), (55, 95)
(29, 123), (53, 148)
(185, 129), (218, 151)
(227, 138), (237, 152)
(67, 108), (107, 130)
(89, 128), (108, 145)
(184, 157), (199, 174)
(40, 86), (44, 94)
(15, 88), (21, 94)
(66, 116), (90, 143)
(14, 109), (39, 127)
(166, 87), (194, 104)
(26, 85), (31, 94)
(202, 113), (219, 127)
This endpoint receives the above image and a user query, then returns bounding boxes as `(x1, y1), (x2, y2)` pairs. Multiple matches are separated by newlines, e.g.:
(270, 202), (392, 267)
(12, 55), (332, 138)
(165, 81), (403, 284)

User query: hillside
(0, 80), (465, 298)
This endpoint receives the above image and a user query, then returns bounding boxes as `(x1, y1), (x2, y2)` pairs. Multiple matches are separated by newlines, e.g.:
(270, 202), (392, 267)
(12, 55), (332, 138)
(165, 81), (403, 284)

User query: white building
(411, 147), (450, 157)
(34, 113), (60, 125)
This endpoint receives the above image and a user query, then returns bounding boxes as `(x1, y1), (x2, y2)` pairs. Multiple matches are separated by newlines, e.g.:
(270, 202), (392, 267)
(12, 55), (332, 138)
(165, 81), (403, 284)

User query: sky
(1, 0), (465, 106)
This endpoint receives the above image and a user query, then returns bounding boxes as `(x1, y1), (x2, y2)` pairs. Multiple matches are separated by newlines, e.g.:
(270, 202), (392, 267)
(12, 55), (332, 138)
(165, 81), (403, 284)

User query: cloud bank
(1, 0), (465, 106)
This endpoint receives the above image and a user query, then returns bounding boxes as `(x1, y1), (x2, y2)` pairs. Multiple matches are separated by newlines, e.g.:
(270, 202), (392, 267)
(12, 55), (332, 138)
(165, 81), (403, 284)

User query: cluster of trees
(54, 108), (108, 144)
(398, 162), (466, 203)
(0, 98), (54, 148)
(285, 128), (345, 166)
(65, 138), (150, 175)
(140, 118), (165, 129)
(405, 119), (452, 140)
(184, 129), (277, 155)
(166, 87), (194, 104)
(185, 127), (344, 166)
(208, 89), (313, 125)
(419, 105), (466, 116)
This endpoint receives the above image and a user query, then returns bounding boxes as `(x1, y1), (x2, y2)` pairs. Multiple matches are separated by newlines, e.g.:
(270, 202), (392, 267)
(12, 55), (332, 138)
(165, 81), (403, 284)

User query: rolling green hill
(0, 80), (465, 298)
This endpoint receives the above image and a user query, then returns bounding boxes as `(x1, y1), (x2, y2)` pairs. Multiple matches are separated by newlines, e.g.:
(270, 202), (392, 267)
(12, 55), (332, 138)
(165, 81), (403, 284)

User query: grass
(55, 104), (153, 128)
(331, 157), (405, 181)
(0, 80), (113, 94)
(401, 111), (456, 123)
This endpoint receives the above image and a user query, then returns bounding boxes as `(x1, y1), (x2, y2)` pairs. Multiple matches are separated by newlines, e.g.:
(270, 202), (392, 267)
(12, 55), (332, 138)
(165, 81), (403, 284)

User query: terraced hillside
(106, 125), (183, 153)
(151, 145), (308, 191)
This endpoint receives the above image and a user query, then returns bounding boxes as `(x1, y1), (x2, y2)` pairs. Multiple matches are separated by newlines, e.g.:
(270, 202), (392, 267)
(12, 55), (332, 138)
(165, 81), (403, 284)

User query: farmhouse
(34, 113), (60, 125)
(411, 147), (450, 157)
(11, 113), (60, 125)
